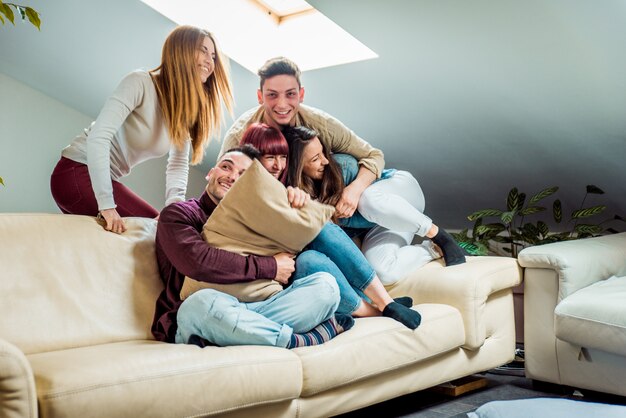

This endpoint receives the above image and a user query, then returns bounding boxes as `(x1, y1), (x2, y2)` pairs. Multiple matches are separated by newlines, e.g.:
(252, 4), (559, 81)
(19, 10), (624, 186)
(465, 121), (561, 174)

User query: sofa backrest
(0, 214), (163, 355)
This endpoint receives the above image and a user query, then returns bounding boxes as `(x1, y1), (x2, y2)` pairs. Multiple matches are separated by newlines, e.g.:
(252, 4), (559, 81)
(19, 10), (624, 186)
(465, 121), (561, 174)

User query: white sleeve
(165, 140), (191, 207)
(86, 72), (145, 210)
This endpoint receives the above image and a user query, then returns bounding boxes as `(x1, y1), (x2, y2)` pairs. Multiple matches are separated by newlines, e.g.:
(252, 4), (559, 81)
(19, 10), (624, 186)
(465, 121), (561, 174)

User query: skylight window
(140, 0), (378, 73)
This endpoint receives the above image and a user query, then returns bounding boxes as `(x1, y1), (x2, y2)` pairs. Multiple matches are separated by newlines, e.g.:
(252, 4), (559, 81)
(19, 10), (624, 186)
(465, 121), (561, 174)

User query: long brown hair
(283, 126), (344, 208)
(150, 26), (234, 164)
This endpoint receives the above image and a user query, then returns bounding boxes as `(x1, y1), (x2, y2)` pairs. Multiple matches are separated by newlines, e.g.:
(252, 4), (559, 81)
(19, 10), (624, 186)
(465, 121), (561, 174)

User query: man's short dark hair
(282, 125), (318, 145)
(258, 57), (301, 90)
(223, 144), (261, 161)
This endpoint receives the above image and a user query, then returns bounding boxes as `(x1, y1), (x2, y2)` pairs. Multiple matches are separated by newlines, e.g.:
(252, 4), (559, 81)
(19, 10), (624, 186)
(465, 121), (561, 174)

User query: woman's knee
(295, 250), (330, 273)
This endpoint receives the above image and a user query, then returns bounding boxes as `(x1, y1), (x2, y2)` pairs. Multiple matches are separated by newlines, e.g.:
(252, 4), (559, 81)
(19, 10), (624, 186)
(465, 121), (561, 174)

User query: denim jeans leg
(175, 289), (292, 347)
(307, 222), (377, 294)
(293, 250), (362, 315)
(248, 271), (340, 333)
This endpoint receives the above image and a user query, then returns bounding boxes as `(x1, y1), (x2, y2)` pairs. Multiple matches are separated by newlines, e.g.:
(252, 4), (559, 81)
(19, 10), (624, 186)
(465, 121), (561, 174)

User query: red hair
(240, 123), (289, 183)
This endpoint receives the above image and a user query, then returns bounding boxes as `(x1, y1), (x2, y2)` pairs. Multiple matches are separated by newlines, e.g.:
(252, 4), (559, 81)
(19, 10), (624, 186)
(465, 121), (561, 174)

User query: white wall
(0, 73), (206, 213)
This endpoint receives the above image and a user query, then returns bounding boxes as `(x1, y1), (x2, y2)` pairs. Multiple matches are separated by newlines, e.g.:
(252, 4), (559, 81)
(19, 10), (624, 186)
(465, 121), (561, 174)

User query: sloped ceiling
(1, 0), (624, 229)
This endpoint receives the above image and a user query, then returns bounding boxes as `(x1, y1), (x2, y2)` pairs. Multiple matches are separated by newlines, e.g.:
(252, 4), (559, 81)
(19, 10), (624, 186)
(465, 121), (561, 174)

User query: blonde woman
(50, 25), (233, 233)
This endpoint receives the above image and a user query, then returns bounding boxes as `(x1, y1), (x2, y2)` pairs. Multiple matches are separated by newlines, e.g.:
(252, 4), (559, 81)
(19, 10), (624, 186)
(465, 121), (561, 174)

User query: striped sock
(287, 314), (354, 349)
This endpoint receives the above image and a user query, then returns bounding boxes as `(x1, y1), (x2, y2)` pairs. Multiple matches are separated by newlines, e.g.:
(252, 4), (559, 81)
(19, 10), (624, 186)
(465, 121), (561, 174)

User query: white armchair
(518, 232), (626, 396)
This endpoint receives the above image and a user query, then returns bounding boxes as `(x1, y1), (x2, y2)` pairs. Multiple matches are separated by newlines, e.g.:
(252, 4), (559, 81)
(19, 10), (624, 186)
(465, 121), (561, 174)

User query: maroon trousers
(50, 157), (159, 218)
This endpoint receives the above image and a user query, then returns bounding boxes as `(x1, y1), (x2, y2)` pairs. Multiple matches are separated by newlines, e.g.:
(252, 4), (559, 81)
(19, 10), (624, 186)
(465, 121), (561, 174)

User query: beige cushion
(293, 303), (465, 396)
(0, 214), (162, 355)
(181, 160), (335, 302)
(555, 275), (626, 356)
(28, 341), (301, 418)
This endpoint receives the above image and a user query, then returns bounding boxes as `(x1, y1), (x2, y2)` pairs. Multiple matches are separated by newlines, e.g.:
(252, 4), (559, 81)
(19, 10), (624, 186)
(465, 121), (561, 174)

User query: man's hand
(273, 252), (295, 285)
(99, 208), (127, 234)
(286, 186), (310, 209)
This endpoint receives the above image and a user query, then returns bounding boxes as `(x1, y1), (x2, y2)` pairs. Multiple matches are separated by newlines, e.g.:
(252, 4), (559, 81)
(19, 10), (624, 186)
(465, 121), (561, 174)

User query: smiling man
(219, 57), (385, 220)
(152, 145), (351, 349)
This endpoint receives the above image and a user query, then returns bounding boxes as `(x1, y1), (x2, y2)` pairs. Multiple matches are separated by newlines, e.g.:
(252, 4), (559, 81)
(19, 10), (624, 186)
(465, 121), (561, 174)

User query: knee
(296, 250), (330, 271)
(181, 289), (236, 315)
(359, 187), (383, 214)
(310, 272), (341, 307)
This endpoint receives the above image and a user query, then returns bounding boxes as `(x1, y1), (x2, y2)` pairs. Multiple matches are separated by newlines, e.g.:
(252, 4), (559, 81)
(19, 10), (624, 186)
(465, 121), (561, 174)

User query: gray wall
(1, 0), (624, 229)
(0, 73), (207, 212)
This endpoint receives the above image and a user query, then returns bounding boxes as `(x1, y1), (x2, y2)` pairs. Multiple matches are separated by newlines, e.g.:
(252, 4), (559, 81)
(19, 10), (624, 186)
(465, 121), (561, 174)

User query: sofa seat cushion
(387, 256), (521, 350)
(27, 340), (301, 418)
(555, 275), (626, 356)
(294, 303), (465, 397)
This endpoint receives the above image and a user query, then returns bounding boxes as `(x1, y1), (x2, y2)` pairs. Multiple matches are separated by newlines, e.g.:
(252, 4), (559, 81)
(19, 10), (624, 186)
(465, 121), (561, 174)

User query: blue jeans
(293, 222), (376, 314)
(174, 271), (340, 347)
(332, 153), (396, 230)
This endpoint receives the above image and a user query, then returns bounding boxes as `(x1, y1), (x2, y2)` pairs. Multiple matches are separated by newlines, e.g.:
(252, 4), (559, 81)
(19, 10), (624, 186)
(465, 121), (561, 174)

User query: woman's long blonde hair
(150, 26), (234, 164)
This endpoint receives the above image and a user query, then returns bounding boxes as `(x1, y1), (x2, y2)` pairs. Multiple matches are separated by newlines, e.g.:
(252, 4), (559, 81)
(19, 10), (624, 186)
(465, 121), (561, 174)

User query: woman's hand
(99, 208), (127, 234)
(335, 183), (362, 218)
(286, 186), (311, 209)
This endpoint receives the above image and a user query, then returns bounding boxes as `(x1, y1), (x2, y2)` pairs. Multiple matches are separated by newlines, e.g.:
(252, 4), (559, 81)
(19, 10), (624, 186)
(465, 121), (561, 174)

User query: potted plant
(453, 185), (625, 258)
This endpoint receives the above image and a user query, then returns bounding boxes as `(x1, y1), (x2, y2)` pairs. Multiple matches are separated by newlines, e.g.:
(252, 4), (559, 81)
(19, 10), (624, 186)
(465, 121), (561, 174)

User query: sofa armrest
(0, 338), (37, 418)
(518, 232), (626, 301)
(387, 256), (521, 349)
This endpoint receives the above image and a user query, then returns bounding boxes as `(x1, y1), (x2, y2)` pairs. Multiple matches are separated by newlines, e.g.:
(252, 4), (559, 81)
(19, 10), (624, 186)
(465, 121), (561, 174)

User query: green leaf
(0, 12), (4, 24)
(615, 214), (626, 223)
(507, 188), (519, 211)
(537, 221), (549, 236)
(0, 2), (15, 24)
(529, 186), (558, 204)
(571, 205), (606, 219)
(500, 210), (515, 224)
(467, 209), (503, 221)
(586, 185), (604, 194)
(519, 206), (546, 216)
(458, 241), (488, 256)
(24, 6), (40, 30)
(0, 176), (4, 186)
(553, 199), (562, 223)
(575, 224), (603, 234)
(475, 223), (506, 234)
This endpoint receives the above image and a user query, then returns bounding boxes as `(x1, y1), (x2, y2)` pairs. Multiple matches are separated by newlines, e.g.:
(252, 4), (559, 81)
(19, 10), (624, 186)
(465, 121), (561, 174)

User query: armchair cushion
(518, 233), (626, 301)
(555, 275), (626, 357)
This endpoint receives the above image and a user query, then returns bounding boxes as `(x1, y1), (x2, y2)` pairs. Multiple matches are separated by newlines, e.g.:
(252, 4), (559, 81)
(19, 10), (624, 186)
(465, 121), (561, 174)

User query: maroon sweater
(151, 192), (277, 342)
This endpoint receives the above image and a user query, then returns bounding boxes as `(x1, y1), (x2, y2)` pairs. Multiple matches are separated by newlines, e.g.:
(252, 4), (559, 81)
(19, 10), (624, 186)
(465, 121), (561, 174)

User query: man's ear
(206, 168), (214, 181)
(299, 87), (305, 103)
(257, 89), (263, 104)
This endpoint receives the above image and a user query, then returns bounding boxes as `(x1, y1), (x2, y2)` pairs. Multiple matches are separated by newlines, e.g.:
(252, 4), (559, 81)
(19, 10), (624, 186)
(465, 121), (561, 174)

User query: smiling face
(205, 152), (253, 204)
(301, 137), (329, 181)
(197, 36), (216, 83)
(257, 74), (305, 127)
(259, 154), (287, 179)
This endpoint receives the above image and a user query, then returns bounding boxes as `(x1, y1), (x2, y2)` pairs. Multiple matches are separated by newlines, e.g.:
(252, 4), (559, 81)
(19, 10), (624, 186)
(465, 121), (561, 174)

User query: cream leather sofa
(0, 214), (521, 418)
(519, 232), (626, 397)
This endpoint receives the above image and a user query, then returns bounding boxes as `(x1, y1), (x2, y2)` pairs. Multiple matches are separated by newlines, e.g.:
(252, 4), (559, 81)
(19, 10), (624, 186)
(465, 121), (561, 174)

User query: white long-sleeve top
(62, 70), (190, 211)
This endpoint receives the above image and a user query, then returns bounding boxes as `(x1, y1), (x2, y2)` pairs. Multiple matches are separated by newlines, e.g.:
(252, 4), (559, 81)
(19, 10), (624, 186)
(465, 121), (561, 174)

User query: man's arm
(306, 107), (384, 217)
(157, 202), (277, 283)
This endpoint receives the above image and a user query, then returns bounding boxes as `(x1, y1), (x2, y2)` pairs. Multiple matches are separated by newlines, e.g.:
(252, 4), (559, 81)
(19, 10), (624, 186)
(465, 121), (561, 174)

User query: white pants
(358, 170), (440, 284)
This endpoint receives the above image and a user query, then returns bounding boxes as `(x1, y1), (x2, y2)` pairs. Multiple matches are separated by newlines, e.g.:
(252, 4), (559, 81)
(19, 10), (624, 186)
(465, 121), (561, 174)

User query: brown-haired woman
(284, 126), (467, 282)
(50, 25), (233, 233)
